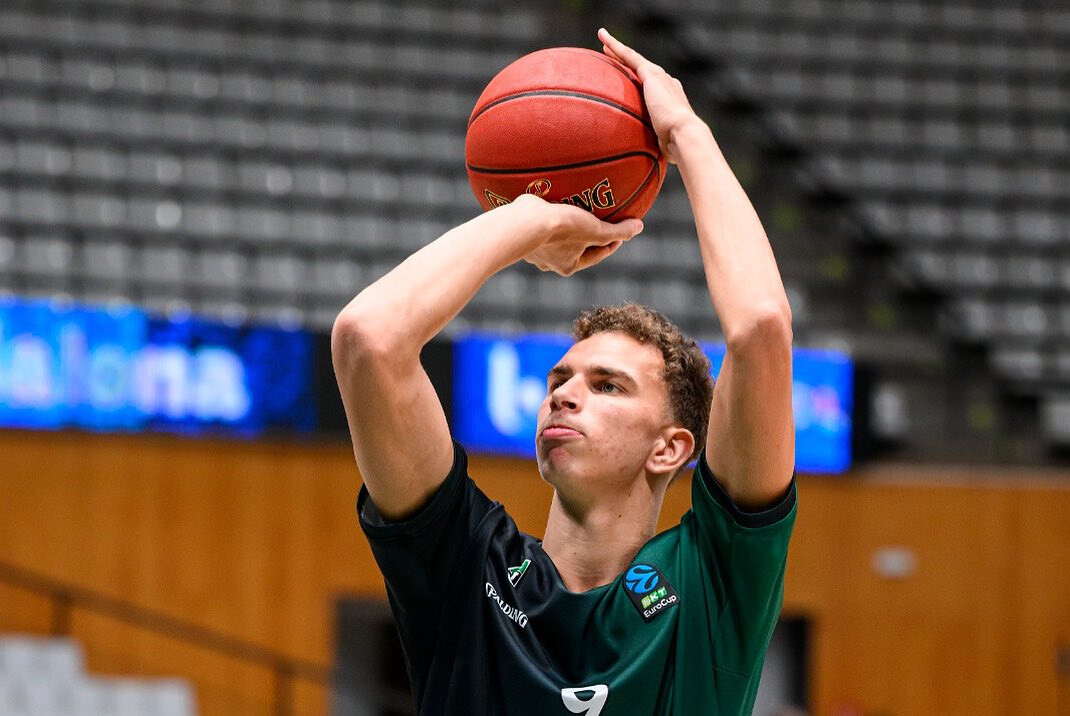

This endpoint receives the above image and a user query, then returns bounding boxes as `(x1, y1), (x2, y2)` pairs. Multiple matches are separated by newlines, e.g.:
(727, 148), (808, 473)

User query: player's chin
(536, 442), (581, 478)
(537, 434), (583, 456)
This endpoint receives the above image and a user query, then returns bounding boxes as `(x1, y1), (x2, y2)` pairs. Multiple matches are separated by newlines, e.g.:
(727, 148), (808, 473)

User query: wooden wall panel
(0, 430), (377, 667)
(72, 609), (280, 716)
(794, 476), (1070, 716)
(0, 583), (52, 635)
(293, 680), (329, 716)
(1, 428), (1069, 716)
(1013, 490), (1070, 716)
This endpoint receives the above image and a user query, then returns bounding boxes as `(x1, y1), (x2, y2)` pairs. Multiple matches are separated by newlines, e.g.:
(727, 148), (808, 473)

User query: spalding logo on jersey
(482, 178), (616, 213)
(623, 563), (679, 623)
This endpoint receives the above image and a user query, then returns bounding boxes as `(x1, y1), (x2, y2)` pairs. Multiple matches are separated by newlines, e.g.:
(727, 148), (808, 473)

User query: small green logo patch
(508, 558), (531, 588)
(641, 587), (668, 609)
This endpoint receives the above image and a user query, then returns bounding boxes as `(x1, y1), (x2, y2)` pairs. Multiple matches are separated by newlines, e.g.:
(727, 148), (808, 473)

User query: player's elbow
(724, 303), (793, 355)
(331, 307), (396, 377)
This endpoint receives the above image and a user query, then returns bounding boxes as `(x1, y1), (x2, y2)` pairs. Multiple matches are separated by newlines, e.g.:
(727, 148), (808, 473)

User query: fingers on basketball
(575, 244), (615, 273)
(615, 218), (644, 240)
(597, 29), (632, 59)
(600, 44), (669, 91)
(598, 29), (655, 74)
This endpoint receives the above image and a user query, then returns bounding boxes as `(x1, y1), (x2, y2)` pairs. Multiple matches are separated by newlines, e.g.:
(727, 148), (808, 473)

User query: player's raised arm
(599, 29), (794, 508)
(331, 196), (641, 521)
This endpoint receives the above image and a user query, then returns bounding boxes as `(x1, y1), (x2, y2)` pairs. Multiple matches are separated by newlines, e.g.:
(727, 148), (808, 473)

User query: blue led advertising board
(453, 333), (853, 474)
(0, 297), (316, 436)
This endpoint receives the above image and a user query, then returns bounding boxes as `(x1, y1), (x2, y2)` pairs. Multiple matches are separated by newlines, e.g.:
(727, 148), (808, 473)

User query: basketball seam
(604, 158), (661, 221)
(466, 150), (659, 175)
(468, 90), (654, 132)
(556, 48), (643, 90)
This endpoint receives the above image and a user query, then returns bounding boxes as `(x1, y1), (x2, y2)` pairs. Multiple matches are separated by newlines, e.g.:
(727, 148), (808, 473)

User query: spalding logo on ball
(526, 178), (552, 197)
(465, 47), (666, 221)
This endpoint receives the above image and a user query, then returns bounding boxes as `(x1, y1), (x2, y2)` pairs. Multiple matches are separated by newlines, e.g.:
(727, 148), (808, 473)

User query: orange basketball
(465, 47), (666, 221)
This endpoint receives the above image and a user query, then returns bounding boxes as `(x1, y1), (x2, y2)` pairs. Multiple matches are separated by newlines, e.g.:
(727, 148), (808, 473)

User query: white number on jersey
(561, 685), (609, 716)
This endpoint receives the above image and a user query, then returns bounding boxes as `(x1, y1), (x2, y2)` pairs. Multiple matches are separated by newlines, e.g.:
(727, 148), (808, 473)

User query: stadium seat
(0, 636), (198, 716)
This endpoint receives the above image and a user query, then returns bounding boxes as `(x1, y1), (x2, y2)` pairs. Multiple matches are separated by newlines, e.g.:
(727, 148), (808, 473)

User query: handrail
(0, 559), (329, 715)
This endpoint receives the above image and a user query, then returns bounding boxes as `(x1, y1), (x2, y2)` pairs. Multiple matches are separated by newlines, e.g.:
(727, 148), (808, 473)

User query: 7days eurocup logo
(623, 564), (679, 623)
(625, 565), (659, 594)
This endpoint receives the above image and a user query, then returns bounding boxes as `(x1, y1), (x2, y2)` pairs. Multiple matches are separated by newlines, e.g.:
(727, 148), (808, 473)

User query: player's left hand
(512, 195), (642, 277)
(597, 28), (704, 165)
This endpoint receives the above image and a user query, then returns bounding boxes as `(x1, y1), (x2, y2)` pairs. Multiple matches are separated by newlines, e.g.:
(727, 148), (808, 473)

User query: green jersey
(359, 442), (796, 715)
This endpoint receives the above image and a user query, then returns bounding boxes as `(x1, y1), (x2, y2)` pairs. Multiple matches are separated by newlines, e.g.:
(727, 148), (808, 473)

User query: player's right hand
(513, 195), (643, 277)
(598, 28), (705, 165)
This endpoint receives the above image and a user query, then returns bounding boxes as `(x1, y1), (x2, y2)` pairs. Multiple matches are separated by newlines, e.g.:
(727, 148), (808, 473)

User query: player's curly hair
(572, 303), (713, 470)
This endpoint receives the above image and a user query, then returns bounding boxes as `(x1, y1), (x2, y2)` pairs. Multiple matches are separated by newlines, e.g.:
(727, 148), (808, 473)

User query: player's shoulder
(630, 521), (689, 571)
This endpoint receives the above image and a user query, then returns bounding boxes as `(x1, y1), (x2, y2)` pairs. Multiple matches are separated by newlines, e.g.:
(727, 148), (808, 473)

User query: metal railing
(0, 559), (331, 716)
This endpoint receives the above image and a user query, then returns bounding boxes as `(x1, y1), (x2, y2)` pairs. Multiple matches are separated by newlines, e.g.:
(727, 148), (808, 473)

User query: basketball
(465, 47), (667, 221)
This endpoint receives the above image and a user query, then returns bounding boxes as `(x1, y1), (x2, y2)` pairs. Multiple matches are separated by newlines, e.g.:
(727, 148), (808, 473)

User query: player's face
(535, 332), (673, 490)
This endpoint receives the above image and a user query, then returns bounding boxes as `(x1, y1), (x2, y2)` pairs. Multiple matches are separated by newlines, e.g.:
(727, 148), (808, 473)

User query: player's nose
(549, 376), (583, 411)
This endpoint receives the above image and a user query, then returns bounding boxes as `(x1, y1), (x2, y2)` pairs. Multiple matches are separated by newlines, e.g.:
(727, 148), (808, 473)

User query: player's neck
(541, 475), (666, 593)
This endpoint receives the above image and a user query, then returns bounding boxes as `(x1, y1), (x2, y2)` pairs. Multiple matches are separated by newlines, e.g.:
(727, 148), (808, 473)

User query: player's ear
(647, 427), (694, 478)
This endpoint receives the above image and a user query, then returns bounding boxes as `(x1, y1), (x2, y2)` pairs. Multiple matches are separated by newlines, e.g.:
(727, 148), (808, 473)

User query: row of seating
(653, 0), (1070, 39)
(719, 64), (1066, 119)
(0, 249), (740, 327)
(1, 238), (360, 295)
(682, 22), (1068, 76)
(1, 223), (709, 284)
(0, 193), (462, 245)
(903, 247), (1069, 294)
(22, 0), (539, 41)
(1, 93), (467, 164)
(942, 296), (1070, 344)
(0, 49), (478, 125)
(0, 636), (195, 716)
(0, 146), (472, 207)
(783, 110), (1068, 158)
(991, 344), (1070, 383)
(0, 280), (736, 340)
(858, 200), (1067, 248)
(810, 153), (1070, 202)
(0, 11), (527, 85)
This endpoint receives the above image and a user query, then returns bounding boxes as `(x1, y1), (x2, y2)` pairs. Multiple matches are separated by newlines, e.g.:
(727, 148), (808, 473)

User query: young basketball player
(332, 29), (796, 715)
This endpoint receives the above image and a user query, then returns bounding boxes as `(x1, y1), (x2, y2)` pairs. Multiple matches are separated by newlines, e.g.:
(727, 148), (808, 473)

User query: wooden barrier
(0, 429), (1068, 715)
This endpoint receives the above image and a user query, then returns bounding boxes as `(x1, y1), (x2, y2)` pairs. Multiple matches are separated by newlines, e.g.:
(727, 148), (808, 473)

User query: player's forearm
(334, 201), (546, 358)
(674, 121), (792, 344)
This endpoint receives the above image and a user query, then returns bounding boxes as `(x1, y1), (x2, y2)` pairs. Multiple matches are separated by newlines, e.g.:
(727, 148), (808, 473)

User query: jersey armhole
(357, 440), (468, 540)
(695, 451), (797, 530)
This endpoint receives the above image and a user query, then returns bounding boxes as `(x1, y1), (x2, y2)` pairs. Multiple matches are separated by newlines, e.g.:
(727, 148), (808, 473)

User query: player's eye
(598, 382), (621, 393)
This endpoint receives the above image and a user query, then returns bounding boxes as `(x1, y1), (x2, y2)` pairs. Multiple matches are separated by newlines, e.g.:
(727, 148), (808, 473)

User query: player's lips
(540, 424), (583, 440)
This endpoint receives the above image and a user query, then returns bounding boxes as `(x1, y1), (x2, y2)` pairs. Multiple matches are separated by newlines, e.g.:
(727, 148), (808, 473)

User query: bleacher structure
(0, 636), (195, 716)
(0, 0), (541, 330)
(620, 0), (1070, 458)
(1, 0), (1068, 460)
